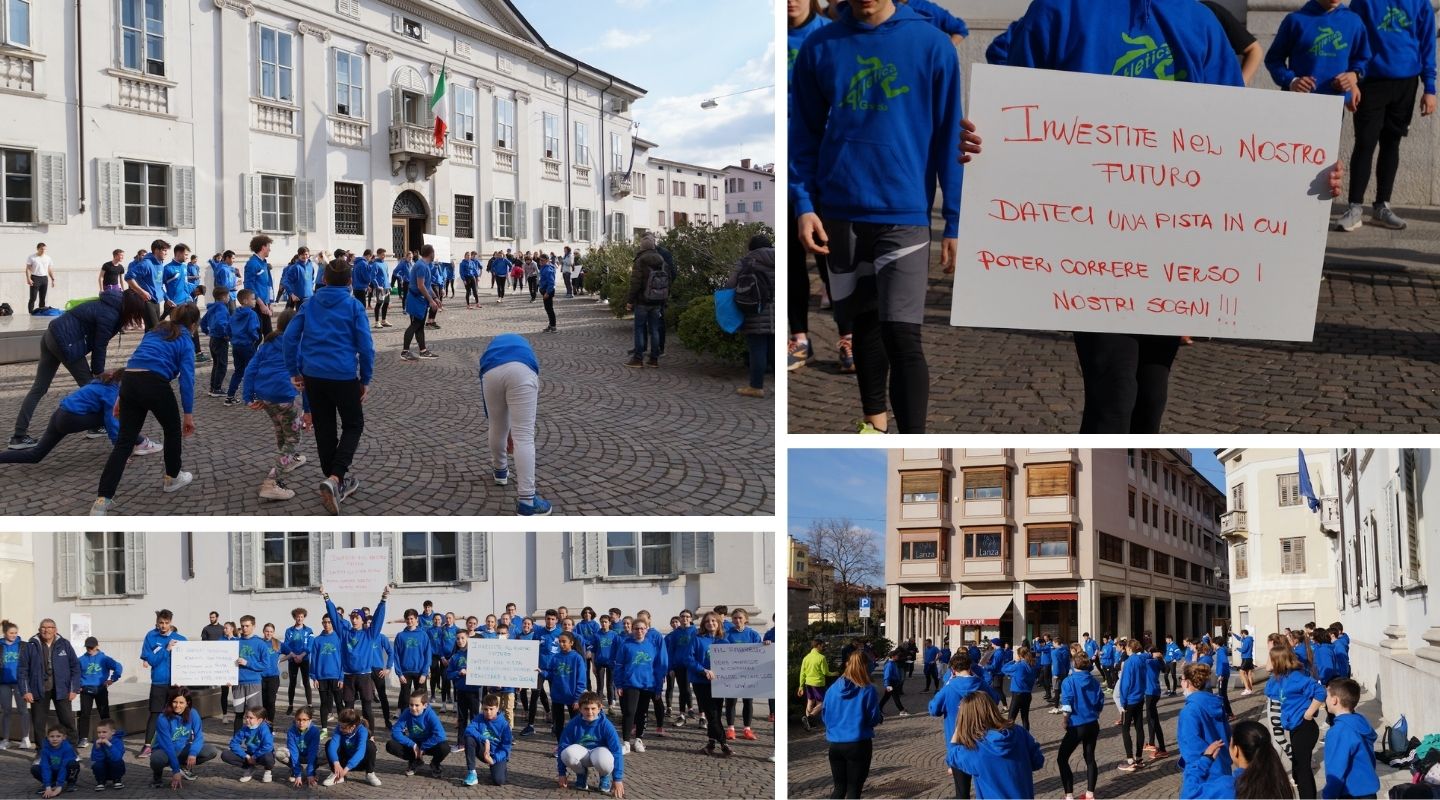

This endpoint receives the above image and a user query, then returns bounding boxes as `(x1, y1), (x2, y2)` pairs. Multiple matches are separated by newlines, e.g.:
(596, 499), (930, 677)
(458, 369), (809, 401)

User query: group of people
(4, 595), (775, 796)
(788, 0), (1434, 433)
(811, 621), (1379, 800)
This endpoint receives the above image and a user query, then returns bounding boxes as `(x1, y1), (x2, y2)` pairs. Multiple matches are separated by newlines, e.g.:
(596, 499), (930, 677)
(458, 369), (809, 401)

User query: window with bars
(1099, 532), (1124, 563)
(261, 531), (311, 589)
(334, 50), (364, 118)
(901, 471), (943, 503)
(123, 160), (168, 228)
(454, 195), (473, 239)
(402, 531), (458, 584)
(1277, 473), (1301, 507)
(121, 0), (164, 75)
(542, 113), (559, 158)
(900, 530), (942, 561)
(964, 468), (1004, 500)
(1281, 537), (1306, 574)
(1027, 525), (1073, 558)
(260, 175), (295, 232)
(85, 532), (127, 597)
(0, 148), (32, 223)
(1027, 463), (1073, 497)
(258, 25), (295, 102)
(333, 182), (363, 236)
(1130, 542), (1149, 570)
(963, 530), (1004, 559)
(1153, 551), (1170, 575)
(606, 532), (672, 577)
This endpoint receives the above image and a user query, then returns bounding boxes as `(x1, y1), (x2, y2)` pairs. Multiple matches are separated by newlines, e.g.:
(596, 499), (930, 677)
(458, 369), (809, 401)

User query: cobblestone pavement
(0, 285), (773, 516)
(787, 668), (1410, 799)
(788, 205), (1440, 433)
(0, 696), (775, 799)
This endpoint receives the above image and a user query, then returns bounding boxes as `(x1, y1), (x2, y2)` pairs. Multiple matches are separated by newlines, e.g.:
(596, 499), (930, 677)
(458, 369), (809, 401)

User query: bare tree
(804, 518), (882, 629)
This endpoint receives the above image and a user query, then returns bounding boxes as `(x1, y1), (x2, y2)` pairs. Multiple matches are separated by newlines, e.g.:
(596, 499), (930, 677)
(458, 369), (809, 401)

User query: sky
(511, 0), (775, 170)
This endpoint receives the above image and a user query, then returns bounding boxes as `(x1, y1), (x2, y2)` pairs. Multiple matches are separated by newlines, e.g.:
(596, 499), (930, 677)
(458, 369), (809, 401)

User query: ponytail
(1231, 720), (1295, 799)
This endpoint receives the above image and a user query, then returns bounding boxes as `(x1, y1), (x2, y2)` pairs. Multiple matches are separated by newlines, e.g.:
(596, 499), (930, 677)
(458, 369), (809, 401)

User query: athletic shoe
(1335, 203), (1364, 231)
(838, 337), (856, 373)
(339, 475), (360, 500)
(181, 769), (197, 781)
(897, 711), (911, 717)
(674, 714), (686, 727)
(1240, 689), (1253, 696)
(801, 716), (813, 731)
(1117, 759), (1141, 773)
(620, 740), (631, 755)
(736, 386), (765, 398)
(855, 420), (884, 435)
(137, 746), (150, 759)
(653, 726), (665, 738)
(150, 779), (162, 789)
(319, 477), (340, 515)
(1151, 749), (1170, 760)
(1143, 744), (1157, 753)
(1047, 707), (1062, 714)
(381, 321), (394, 328)
(418, 350), (439, 359)
(404, 762), (416, 777)
(259, 478), (295, 501)
(321, 774), (339, 786)
(0, 740), (8, 750)
(598, 774), (613, 793)
(743, 727), (758, 739)
(430, 764), (442, 779)
(646, 357), (659, 368)
(78, 739), (89, 749)
(400, 350), (420, 362)
(725, 726), (736, 740)
(517, 496), (553, 516)
(162, 471), (193, 493)
(520, 724), (535, 737)
(84, 428), (106, 439)
(110, 782), (123, 790)
(240, 767), (254, 782)
(207, 390), (225, 398)
(7, 435), (37, 450)
(365, 772), (381, 786)
(719, 743), (733, 758)
(493, 468), (509, 486)
(787, 340), (811, 371)
(544, 326), (556, 333)
(1373, 202), (1408, 230)
(195, 353), (211, 363)
(276, 749), (289, 764)
(632, 737), (645, 753)
(224, 396), (241, 406)
(463, 771), (478, 787)
(132, 438), (163, 457)
(624, 356), (644, 368)
(280, 454), (306, 473)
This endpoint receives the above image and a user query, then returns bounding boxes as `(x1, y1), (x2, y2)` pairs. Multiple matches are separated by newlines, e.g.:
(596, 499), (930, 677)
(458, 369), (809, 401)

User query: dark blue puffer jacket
(48, 292), (125, 375)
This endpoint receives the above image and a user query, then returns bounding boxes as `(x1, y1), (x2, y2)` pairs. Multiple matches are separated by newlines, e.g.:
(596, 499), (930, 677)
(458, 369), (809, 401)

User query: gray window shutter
(762, 531), (773, 585)
(124, 532), (148, 595)
(569, 532), (604, 579)
(364, 532), (398, 583)
(676, 532), (715, 575)
(516, 201), (527, 239)
(97, 158), (123, 228)
(244, 174), (263, 231)
(57, 532), (80, 599)
(297, 179), (316, 232)
(309, 532), (335, 587)
(567, 207), (574, 238)
(458, 533), (488, 582)
(171, 166), (195, 229)
(37, 152), (66, 224)
(231, 531), (257, 591)
(489, 198), (498, 238)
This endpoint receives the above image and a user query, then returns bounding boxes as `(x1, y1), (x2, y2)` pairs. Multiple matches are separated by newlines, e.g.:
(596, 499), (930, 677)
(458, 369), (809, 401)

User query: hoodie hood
(838, 0), (925, 30)
(1331, 711), (1377, 748)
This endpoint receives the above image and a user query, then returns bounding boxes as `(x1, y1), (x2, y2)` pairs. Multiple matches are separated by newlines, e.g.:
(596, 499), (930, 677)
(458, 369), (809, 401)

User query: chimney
(741, 158), (751, 169)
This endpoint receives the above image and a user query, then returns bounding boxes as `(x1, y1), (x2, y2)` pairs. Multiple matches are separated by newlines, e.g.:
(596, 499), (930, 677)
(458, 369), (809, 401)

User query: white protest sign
(951, 64), (1342, 341)
(466, 638), (539, 688)
(711, 643), (773, 699)
(321, 547), (390, 598)
(423, 234), (452, 266)
(172, 641), (240, 686)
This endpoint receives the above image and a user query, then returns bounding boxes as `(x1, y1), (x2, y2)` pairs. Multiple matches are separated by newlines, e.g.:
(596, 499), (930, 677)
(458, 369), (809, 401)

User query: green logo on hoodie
(842, 55), (911, 112)
(1112, 33), (1186, 81)
(1309, 27), (1350, 57)
(1379, 6), (1411, 32)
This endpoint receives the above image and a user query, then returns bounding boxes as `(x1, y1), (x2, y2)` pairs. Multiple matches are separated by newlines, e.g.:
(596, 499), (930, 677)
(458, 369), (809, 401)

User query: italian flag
(431, 60), (449, 148)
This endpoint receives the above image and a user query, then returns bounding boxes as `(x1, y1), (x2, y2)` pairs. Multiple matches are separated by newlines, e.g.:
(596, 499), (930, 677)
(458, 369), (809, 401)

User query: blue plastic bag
(714, 288), (743, 334)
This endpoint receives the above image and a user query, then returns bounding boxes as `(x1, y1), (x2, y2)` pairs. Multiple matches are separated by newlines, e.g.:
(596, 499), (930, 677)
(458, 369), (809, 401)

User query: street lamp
(699, 85), (774, 110)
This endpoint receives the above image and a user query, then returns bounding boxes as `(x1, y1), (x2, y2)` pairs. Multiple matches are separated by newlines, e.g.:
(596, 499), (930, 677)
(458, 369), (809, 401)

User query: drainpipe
(75, 0), (87, 213)
(598, 76), (612, 242)
(561, 61), (581, 241)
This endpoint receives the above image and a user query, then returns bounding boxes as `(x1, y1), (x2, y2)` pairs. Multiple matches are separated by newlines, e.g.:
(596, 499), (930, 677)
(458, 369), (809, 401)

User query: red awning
(1028, 593), (1079, 602)
(901, 596), (949, 606)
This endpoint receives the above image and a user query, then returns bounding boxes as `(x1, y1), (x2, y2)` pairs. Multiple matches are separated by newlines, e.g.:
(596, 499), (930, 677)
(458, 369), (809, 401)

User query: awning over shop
(1027, 593), (1079, 602)
(901, 595), (950, 606)
(944, 594), (1014, 626)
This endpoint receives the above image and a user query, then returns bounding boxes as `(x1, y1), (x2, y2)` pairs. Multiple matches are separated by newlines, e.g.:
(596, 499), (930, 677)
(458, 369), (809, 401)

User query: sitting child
(556, 691), (625, 796)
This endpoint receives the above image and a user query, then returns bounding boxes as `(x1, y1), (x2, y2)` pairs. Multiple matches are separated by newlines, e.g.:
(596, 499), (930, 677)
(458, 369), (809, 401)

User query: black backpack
(0, 302), (11, 317)
(734, 257), (772, 315)
(643, 261), (671, 303)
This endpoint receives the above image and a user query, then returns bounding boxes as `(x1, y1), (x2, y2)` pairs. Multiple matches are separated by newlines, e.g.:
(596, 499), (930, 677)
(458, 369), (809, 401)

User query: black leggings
(1059, 720), (1100, 796)
(12, 328), (92, 438)
(954, 770), (973, 799)
(262, 675), (279, 723)
(881, 683), (905, 713)
(287, 660), (312, 707)
(619, 688), (653, 740)
(1145, 695), (1166, 750)
(316, 679), (343, 726)
(1007, 691), (1032, 729)
(1289, 718), (1320, 799)
(852, 317), (927, 433)
(1073, 332), (1181, 434)
(98, 370), (183, 499)
(384, 739), (450, 768)
(693, 683), (724, 745)
(371, 670), (391, 725)
(543, 294), (556, 328)
(342, 673), (376, 731)
(305, 377), (363, 482)
(827, 739), (872, 799)
(373, 292), (389, 323)
(465, 277), (479, 305)
(0, 407), (100, 464)
(404, 315), (427, 352)
(1121, 701), (1145, 760)
(430, 657), (451, 704)
(788, 213), (842, 336)
(1349, 76), (1418, 205)
(1164, 661), (1178, 693)
(725, 697), (753, 728)
(522, 684), (549, 724)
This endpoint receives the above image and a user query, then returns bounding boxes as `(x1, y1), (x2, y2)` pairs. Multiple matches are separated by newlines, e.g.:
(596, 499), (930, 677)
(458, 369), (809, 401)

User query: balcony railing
(389, 123), (447, 178)
(328, 116), (368, 149)
(114, 69), (176, 116)
(253, 98), (297, 135)
(541, 158), (561, 181)
(1, 48), (40, 93)
(450, 140), (476, 166)
(960, 557), (1012, 580)
(1220, 510), (1247, 540)
(493, 148), (516, 172)
(573, 164), (592, 185)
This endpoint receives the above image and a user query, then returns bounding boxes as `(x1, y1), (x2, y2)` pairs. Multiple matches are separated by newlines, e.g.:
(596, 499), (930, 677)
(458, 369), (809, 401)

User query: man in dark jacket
(625, 235), (669, 368)
(21, 619), (81, 749)
(726, 234), (775, 397)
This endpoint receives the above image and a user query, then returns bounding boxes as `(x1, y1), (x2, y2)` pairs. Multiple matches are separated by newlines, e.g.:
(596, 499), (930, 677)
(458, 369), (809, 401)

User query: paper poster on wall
(320, 547), (390, 598)
(711, 643), (773, 699)
(951, 64), (1342, 342)
(69, 614), (92, 645)
(466, 638), (539, 688)
(172, 641), (240, 686)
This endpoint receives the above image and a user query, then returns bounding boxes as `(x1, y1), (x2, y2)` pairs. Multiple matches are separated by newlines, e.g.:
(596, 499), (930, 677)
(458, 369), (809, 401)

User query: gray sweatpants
(481, 361), (540, 500)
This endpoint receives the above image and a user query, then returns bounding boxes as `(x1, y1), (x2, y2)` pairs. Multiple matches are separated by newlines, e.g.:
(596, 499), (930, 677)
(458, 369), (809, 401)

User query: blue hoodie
(1265, 669), (1327, 730)
(987, 21), (1018, 65)
(1313, 642), (1339, 684)
(211, 259), (237, 293)
(882, 659), (905, 686)
(1116, 652), (1148, 706)
(1352, 0), (1437, 93)
(154, 708), (206, 773)
(1323, 711), (1380, 798)
(163, 260), (194, 305)
(326, 723), (369, 770)
(286, 723), (321, 777)
(946, 726), (1044, 800)
(368, 258), (389, 290)
(391, 706), (447, 750)
(1231, 633), (1253, 660)
(228, 721), (275, 759)
(1185, 757), (1240, 799)
(929, 674), (1001, 745)
(687, 635), (723, 685)
(0, 637), (20, 684)
(58, 381), (122, 443)
(78, 650), (123, 691)
(1034, 641), (1052, 668)
(1008, 0), (1244, 89)
(140, 628), (187, 684)
(488, 257), (511, 279)
(789, 2), (965, 237)
(327, 598), (388, 675)
(201, 302), (231, 340)
(126, 253), (165, 301)
(229, 305), (260, 349)
(35, 738), (78, 787)
(544, 649), (587, 705)
(281, 624), (313, 660)
(308, 632), (343, 681)
(90, 731), (126, 768)
(394, 259), (411, 283)
(1001, 658), (1036, 694)
(787, 9), (831, 85)
(1060, 669), (1105, 726)
(393, 628), (432, 675)
(446, 644), (477, 693)
(459, 259), (479, 280)
(1177, 689), (1232, 791)
(1144, 655), (1163, 697)
(1265, 1), (1372, 98)
(465, 713), (513, 763)
(242, 338), (301, 406)
(283, 286), (374, 383)
(126, 329), (197, 413)
(1051, 644), (1070, 677)
(282, 259), (317, 302)
(556, 715), (624, 781)
(350, 258), (370, 293)
(823, 676), (883, 743)
(1100, 641), (1117, 668)
(479, 333), (539, 378)
(614, 632), (668, 692)
(369, 632), (393, 673)
(235, 635), (270, 684)
(575, 619), (601, 652)
(244, 254), (273, 304)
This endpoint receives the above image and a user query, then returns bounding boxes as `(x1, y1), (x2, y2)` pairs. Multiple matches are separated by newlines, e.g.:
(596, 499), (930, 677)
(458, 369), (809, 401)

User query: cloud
(590, 28), (653, 50)
(633, 40), (776, 167)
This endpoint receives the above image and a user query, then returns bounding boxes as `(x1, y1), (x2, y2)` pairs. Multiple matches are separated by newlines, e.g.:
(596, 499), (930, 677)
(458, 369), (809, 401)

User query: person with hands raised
(323, 583), (390, 731)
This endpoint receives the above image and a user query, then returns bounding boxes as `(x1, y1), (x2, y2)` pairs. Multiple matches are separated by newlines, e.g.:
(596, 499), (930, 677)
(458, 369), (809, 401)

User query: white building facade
(723, 160), (775, 230)
(0, 0), (651, 305)
(1332, 448), (1440, 735)
(647, 157), (724, 236)
(0, 532), (35, 631)
(22, 531), (772, 676)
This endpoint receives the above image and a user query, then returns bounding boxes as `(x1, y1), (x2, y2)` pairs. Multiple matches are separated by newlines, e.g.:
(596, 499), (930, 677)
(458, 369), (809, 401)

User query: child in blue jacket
(201, 287), (232, 397)
(1266, 0), (1372, 111)
(1115, 641), (1149, 772)
(464, 694), (514, 787)
(244, 309), (308, 500)
(1000, 646), (1037, 729)
(946, 692), (1044, 800)
(614, 620), (669, 751)
(1322, 678), (1379, 799)
(544, 632), (589, 740)
(1144, 646), (1169, 758)
(323, 709), (379, 787)
(226, 289), (261, 405)
(1057, 653), (1105, 798)
(880, 651), (909, 716)
(284, 707), (321, 788)
(220, 706), (275, 782)
(1179, 662), (1233, 799)
(1265, 644), (1327, 798)
(90, 720), (126, 789)
(77, 636), (122, 748)
(385, 691), (451, 778)
(446, 631), (479, 732)
(557, 692), (624, 795)
(32, 725), (80, 795)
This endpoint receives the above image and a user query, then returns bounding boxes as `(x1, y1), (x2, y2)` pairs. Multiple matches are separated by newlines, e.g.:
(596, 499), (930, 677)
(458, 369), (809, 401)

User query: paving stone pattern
(0, 285), (773, 516)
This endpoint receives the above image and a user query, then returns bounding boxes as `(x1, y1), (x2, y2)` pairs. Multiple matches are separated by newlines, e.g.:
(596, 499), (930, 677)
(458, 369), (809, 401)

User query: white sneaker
(163, 470), (194, 493)
(322, 774), (338, 787)
(632, 738), (646, 753)
(89, 498), (112, 516)
(365, 773), (381, 786)
(898, 711), (911, 717)
(132, 438), (163, 456)
(240, 767), (254, 782)
(621, 741), (631, 755)
(1335, 202), (1364, 231)
(181, 769), (197, 781)
(262, 770), (272, 783)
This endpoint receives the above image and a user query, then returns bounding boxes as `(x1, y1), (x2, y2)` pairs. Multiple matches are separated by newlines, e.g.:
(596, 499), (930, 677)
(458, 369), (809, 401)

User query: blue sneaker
(520, 724), (535, 737)
(517, 496), (553, 516)
(574, 770), (589, 791)
(493, 468), (509, 486)
(599, 774), (613, 794)
(463, 771), (477, 787)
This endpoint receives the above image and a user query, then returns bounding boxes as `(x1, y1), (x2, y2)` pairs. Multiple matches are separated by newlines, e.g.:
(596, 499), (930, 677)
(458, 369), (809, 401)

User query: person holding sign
(556, 691), (626, 798)
(723, 609), (764, 741)
(323, 584), (390, 732)
(614, 619), (668, 755)
(689, 611), (734, 758)
(789, 0), (967, 434)
(446, 630), (480, 732)
(138, 609), (186, 759)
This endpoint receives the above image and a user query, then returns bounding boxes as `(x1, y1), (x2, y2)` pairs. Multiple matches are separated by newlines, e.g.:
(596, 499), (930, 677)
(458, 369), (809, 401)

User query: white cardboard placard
(466, 638), (539, 688)
(321, 547), (390, 599)
(951, 64), (1342, 341)
(172, 641), (240, 686)
(711, 643), (773, 699)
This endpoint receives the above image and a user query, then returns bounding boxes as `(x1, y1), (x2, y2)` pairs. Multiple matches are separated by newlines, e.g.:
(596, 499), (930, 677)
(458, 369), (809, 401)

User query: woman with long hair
(149, 687), (218, 789)
(1185, 719), (1295, 799)
(1178, 662), (1233, 798)
(91, 302), (201, 515)
(1264, 645), (1326, 798)
(687, 611), (731, 757)
(822, 650), (882, 799)
(946, 691), (1043, 799)
(1000, 645), (1037, 729)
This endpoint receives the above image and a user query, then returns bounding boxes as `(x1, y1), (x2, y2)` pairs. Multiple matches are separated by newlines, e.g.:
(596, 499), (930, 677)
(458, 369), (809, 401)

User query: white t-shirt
(26, 253), (52, 277)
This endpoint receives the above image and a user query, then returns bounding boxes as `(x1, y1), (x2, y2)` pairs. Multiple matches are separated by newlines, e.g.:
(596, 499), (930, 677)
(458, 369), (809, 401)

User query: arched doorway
(391, 191), (428, 257)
